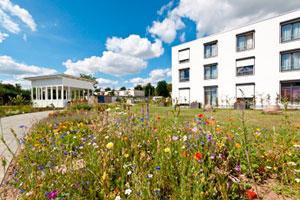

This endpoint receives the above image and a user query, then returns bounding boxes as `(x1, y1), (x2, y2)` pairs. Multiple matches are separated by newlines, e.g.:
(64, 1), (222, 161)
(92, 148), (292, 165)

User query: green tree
(134, 85), (143, 90)
(167, 83), (172, 94)
(143, 83), (155, 97)
(105, 87), (111, 91)
(120, 86), (126, 91)
(156, 80), (170, 97)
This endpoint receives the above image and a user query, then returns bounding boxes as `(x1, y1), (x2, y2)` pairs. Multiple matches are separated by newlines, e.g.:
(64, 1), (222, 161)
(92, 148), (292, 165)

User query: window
(204, 86), (218, 106)
(179, 68), (190, 82)
(281, 18), (300, 42)
(236, 31), (254, 52)
(179, 88), (190, 104)
(204, 64), (218, 80)
(281, 81), (300, 104)
(204, 41), (217, 58)
(236, 83), (255, 98)
(236, 57), (255, 76)
(281, 50), (300, 71)
(178, 48), (190, 63)
(47, 88), (51, 100)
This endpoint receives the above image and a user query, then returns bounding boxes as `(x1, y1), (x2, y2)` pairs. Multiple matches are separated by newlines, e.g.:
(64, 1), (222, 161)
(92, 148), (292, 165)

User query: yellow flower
(164, 147), (171, 153)
(124, 153), (129, 158)
(235, 143), (241, 149)
(106, 142), (114, 149)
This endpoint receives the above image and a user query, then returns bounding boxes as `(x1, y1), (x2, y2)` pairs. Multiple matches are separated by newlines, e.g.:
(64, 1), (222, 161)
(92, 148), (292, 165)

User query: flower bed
(1, 105), (299, 199)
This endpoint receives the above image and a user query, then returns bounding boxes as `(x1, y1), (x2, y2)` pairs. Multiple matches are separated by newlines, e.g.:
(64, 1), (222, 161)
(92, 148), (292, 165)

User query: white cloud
(149, 0), (300, 43)
(0, 0), (36, 32)
(0, 31), (8, 42)
(0, 55), (57, 80)
(64, 51), (147, 76)
(64, 35), (164, 76)
(96, 77), (118, 88)
(106, 34), (164, 59)
(0, 8), (19, 33)
(148, 17), (184, 43)
(129, 68), (171, 86)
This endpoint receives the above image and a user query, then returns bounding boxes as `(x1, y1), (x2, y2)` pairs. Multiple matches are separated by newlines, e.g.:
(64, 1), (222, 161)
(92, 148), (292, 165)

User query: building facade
(25, 74), (95, 108)
(172, 10), (300, 109)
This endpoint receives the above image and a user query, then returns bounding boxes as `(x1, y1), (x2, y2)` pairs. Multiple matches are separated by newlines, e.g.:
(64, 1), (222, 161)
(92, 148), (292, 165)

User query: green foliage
(156, 80), (170, 97)
(71, 103), (92, 111)
(143, 83), (155, 97)
(0, 82), (30, 105)
(134, 84), (143, 90)
(120, 86), (126, 91)
(9, 95), (28, 105)
(105, 87), (111, 91)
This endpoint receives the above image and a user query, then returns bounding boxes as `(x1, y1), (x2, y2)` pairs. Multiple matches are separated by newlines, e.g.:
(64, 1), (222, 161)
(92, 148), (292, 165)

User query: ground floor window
(281, 81), (300, 104)
(179, 88), (190, 104)
(204, 86), (218, 106)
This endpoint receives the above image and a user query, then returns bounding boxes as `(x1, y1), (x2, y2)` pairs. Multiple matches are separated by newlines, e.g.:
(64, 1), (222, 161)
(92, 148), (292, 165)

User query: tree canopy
(156, 81), (170, 97)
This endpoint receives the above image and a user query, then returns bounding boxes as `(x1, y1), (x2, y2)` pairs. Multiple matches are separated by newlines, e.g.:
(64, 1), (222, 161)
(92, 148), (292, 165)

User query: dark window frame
(280, 80), (300, 104)
(280, 17), (300, 43)
(178, 48), (190, 64)
(204, 63), (218, 80)
(179, 68), (190, 82)
(280, 49), (300, 72)
(236, 30), (255, 52)
(204, 41), (218, 58)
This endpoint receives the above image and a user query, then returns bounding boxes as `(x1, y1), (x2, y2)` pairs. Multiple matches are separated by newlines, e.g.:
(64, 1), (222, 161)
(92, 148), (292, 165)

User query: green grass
(0, 105), (55, 117)
(132, 104), (300, 129)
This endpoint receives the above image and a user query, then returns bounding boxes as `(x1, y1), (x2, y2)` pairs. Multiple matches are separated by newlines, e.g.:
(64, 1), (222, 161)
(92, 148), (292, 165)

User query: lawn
(132, 104), (300, 129)
(0, 103), (299, 199)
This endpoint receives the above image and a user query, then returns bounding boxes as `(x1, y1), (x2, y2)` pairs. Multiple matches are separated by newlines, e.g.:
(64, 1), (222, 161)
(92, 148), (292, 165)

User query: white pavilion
(24, 74), (95, 108)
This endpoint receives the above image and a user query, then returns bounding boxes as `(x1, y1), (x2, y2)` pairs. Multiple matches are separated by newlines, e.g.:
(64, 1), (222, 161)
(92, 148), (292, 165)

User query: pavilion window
(47, 88), (51, 100)
(53, 88), (57, 100)
(64, 89), (67, 99)
(58, 86), (62, 99)
(42, 88), (46, 100)
(33, 88), (36, 100)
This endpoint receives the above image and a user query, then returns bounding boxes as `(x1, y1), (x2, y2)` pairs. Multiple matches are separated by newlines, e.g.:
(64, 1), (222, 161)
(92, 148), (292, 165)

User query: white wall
(172, 10), (300, 108)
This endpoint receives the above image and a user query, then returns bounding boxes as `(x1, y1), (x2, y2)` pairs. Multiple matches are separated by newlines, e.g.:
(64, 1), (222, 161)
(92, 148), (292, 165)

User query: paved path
(0, 111), (52, 183)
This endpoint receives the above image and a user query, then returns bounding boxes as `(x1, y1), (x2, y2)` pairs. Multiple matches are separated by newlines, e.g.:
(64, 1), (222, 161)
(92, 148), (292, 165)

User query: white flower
(295, 178), (300, 183)
(147, 174), (153, 179)
(182, 135), (187, 141)
(287, 162), (297, 166)
(115, 195), (121, 200)
(293, 144), (300, 148)
(127, 171), (132, 176)
(105, 136), (109, 139)
(125, 188), (132, 195)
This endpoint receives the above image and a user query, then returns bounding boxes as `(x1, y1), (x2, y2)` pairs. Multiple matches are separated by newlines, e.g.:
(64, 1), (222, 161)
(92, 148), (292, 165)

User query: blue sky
(1, 0), (299, 89)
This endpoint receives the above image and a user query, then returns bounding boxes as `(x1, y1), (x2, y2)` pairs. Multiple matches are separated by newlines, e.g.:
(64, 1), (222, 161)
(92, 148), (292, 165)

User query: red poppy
(245, 189), (257, 200)
(197, 114), (204, 118)
(194, 152), (203, 161)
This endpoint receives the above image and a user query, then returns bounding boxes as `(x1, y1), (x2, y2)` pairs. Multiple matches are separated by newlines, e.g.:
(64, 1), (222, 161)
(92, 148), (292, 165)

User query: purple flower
(207, 134), (212, 142)
(19, 125), (27, 129)
(234, 164), (241, 173)
(155, 166), (161, 170)
(46, 190), (58, 199)
(210, 153), (216, 160)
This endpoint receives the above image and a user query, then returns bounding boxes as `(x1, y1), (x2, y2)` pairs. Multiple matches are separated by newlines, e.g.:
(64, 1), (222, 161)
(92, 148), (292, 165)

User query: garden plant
(0, 103), (299, 199)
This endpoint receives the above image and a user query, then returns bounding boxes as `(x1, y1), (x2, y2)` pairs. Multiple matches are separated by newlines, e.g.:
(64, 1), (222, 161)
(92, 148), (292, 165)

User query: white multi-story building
(172, 9), (300, 109)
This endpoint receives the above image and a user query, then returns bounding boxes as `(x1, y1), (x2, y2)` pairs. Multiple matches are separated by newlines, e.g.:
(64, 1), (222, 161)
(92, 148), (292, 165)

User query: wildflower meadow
(0, 103), (299, 199)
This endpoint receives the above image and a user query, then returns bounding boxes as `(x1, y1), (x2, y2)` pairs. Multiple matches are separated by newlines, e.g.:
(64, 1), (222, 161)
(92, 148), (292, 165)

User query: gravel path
(0, 111), (52, 183)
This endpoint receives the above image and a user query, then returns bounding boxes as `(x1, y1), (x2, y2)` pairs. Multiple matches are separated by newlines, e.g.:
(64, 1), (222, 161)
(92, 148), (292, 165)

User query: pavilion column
(31, 87), (33, 100)
(68, 86), (71, 100)
(35, 87), (38, 100)
(61, 85), (64, 100)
